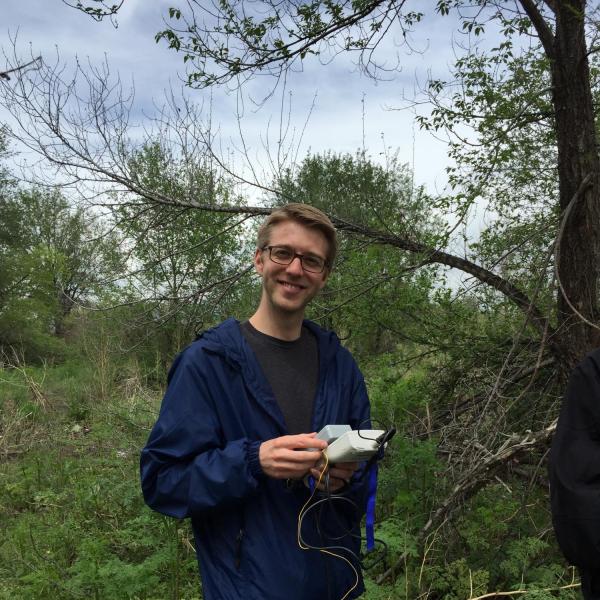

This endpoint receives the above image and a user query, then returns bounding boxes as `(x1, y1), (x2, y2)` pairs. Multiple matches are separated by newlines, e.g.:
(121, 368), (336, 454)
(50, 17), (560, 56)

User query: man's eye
(303, 256), (322, 269)
(273, 248), (293, 260)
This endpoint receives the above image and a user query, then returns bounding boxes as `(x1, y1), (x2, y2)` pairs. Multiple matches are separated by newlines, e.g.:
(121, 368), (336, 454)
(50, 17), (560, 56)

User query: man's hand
(310, 461), (360, 493)
(259, 433), (327, 479)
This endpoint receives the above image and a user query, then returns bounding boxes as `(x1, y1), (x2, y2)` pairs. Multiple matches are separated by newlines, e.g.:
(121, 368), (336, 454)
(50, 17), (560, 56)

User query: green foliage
(426, 558), (489, 600)
(64, 0), (123, 21)
(362, 576), (410, 600)
(0, 183), (122, 362)
(500, 536), (549, 580)
(420, 44), (558, 300)
(358, 292), (572, 597)
(449, 483), (572, 593)
(457, 489), (518, 554)
(0, 356), (201, 600)
(278, 150), (439, 240)
(152, 1), (431, 87)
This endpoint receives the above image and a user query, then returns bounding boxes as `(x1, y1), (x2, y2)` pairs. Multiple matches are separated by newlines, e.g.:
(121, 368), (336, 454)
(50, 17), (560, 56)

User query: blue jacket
(140, 318), (371, 600)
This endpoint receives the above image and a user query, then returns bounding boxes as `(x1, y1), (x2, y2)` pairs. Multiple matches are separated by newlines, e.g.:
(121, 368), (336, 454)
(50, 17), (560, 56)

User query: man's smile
(278, 280), (306, 291)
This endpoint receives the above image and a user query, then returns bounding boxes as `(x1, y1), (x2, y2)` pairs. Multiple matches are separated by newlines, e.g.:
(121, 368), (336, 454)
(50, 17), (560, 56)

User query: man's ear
(254, 248), (264, 275)
(318, 268), (330, 290)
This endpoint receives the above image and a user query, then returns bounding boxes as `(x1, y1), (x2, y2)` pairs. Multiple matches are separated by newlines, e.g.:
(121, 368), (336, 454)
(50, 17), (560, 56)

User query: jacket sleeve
(140, 348), (263, 519)
(549, 350), (600, 570)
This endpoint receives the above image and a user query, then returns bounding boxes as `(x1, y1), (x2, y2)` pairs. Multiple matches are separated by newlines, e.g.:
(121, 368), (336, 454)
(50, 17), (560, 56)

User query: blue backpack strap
(365, 463), (378, 551)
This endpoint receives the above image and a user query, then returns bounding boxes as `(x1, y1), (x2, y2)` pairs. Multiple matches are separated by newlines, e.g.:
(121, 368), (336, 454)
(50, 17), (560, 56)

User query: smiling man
(140, 204), (371, 600)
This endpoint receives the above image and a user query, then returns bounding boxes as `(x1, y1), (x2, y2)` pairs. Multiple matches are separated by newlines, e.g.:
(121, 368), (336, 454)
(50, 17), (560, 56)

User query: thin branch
(0, 56), (42, 81)
(518, 0), (556, 59)
(469, 582), (580, 600)
(553, 174), (600, 331)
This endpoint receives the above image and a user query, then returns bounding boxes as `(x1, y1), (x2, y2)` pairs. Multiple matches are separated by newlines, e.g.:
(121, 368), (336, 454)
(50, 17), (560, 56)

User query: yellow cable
(296, 453), (359, 600)
(297, 452), (328, 550)
(319, 550), (359, 600)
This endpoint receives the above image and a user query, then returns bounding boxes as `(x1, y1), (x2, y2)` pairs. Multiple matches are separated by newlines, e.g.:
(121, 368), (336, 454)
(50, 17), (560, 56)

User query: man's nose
(286, 256), (304, 275)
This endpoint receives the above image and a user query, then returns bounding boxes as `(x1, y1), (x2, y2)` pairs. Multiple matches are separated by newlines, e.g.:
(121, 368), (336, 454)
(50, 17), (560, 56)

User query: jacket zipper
(235, 527), (244, 570)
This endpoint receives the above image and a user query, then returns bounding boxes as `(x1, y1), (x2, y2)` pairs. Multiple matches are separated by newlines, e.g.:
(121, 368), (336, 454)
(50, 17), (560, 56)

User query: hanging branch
(61, 0), (124, 22)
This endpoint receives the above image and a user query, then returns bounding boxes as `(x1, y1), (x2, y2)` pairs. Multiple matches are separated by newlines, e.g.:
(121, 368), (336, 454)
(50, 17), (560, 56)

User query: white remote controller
(324, 429), (385, 463)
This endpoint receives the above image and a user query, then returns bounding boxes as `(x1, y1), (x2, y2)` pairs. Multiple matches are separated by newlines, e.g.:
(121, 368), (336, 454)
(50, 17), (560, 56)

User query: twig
(0, 56), (42, 81)
(468, 581), (580, 599)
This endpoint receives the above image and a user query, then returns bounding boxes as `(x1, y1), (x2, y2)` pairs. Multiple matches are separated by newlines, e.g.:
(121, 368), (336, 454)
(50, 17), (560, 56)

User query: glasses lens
(269, 247), (294, 264)
(301, 256), (324, 272)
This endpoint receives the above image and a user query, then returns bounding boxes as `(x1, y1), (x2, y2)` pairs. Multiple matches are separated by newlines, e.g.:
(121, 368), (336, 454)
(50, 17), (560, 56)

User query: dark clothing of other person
(582, 572), (600, 600)
(549, 348), (600, 599)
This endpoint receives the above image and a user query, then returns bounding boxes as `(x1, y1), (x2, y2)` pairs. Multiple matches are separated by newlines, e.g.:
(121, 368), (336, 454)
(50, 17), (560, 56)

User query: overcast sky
(3, 1), (466, 196)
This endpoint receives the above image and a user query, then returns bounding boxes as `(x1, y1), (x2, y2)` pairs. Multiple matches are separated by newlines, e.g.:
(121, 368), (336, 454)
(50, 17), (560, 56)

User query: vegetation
(1, 0), (597, 597)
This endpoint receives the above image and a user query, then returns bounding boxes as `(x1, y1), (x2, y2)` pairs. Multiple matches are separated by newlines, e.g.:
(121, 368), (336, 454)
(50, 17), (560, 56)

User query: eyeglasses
(262, 245), (328, 273)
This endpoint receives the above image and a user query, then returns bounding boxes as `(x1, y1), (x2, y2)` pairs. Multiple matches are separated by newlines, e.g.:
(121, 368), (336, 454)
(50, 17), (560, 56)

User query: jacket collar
(199, 318), (341, 433)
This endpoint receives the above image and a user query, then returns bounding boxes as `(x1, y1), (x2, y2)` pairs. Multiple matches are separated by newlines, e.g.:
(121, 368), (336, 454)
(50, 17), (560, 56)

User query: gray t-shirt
(240, 321), (319, 434)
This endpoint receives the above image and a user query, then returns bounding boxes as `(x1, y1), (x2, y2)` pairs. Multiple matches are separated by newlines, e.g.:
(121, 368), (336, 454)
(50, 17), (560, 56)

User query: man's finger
(315, 476), (347, 492)
(282, 449), (323, 463)
(274, 434), (327, 450)
(328, 467), (354, 480)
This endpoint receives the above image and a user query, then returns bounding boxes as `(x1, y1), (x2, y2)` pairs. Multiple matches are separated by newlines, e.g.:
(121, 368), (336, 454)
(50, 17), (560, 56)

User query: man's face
(254, 220), (329, 317)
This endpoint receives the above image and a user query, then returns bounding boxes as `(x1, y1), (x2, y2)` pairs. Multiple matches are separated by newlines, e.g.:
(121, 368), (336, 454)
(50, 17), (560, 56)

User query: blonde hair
(256, 203), (337, 268)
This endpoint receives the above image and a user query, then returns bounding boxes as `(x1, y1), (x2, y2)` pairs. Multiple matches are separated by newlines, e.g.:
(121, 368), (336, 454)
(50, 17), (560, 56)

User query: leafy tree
(0, 184), (122, 360)
(20, 188), (122, 333)
(114, 142), (256, 364)
(0, 183), (58, 360)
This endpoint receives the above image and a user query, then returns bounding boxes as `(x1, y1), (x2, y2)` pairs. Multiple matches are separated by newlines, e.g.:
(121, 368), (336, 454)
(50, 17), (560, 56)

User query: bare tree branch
(377, 420), (557, 584)
(0, 56), (42, 81)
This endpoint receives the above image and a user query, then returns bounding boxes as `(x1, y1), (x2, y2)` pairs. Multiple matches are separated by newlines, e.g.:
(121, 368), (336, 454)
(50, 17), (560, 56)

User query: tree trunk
(552, 0), (600, 367)
(54, 289), (74, 336)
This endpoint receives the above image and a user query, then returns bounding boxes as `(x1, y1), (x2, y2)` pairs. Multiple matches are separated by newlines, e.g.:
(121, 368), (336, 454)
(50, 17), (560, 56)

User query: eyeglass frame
(261, 245), (329, 273)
